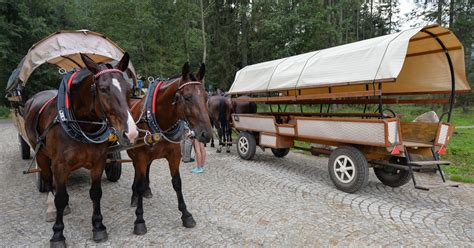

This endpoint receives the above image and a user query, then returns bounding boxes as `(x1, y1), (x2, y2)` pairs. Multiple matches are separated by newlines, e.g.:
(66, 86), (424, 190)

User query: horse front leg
(50, 166), (69, 248)
(89, 165), (107, 242)
(167, 153), (196, 228)
(132, 160), (148, 235)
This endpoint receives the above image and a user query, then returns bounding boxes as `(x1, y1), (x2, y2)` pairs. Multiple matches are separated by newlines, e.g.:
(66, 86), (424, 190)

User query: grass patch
(443, 128), (474, 183)
(0, 106), (11, 119)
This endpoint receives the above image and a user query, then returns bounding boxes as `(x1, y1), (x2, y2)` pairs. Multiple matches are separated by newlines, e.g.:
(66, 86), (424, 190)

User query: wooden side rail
(232, 96), (449, 105)
(258, 112), (392, 118)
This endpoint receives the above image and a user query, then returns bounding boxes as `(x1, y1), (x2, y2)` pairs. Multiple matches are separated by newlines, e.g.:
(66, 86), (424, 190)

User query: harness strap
(39, 96), (56, 116)
(23, 117), (59, 174)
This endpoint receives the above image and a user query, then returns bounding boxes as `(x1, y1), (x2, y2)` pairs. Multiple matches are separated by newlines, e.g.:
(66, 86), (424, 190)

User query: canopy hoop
(421, 29), (456, 122)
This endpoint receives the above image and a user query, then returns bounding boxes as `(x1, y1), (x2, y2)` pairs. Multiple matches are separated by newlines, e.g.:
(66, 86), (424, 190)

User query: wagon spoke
(344, 171), (351, 179)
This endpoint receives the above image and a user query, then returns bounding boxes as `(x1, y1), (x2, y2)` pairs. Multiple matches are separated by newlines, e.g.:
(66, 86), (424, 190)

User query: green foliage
(0, 105), (10, 118)
(443, 128), (474, 183)
(0, 0), (471, 105)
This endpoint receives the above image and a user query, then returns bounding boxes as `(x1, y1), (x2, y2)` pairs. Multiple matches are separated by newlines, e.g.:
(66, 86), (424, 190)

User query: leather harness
(136, 79), (201, 143)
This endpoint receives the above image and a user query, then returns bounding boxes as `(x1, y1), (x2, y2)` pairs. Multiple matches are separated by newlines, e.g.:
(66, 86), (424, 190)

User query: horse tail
(218, 99), (229, 139)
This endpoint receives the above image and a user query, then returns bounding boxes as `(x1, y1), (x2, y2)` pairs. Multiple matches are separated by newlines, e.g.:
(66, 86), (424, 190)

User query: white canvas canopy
(6, 30), (136, 92)
(229, 25), (470, 95)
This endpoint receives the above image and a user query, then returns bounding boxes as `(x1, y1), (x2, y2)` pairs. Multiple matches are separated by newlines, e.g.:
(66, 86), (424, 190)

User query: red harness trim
(39, 96), (56, 116)
(65, 71), (79, 109)
(152, 81), (164, 113)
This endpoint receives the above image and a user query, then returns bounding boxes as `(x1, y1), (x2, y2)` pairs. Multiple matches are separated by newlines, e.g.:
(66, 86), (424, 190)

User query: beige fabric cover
(229, 25), (470, 95)
(13, 30), (135, 86)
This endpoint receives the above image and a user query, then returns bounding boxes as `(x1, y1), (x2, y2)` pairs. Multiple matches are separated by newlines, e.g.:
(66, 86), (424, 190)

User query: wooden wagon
(228, 25), (470, 193)
(5, 30), (138, 190)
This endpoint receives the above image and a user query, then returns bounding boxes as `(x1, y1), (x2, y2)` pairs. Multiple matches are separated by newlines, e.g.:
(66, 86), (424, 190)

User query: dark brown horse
(207, 95), (233, 152)
(24, 53), (138, 247)
(232, 95), (257, 114)
(127, 62), (212, 235)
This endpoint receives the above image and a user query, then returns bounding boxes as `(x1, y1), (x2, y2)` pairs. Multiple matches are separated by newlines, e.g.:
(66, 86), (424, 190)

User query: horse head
(175, 62), (212, 144)
(80, 53), (138, 145)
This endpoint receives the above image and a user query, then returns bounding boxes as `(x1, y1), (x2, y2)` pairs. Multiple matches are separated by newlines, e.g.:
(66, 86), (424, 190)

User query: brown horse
(127, 62), (212, 235)
(24, 53), (138, 247)
(207, 95), (233, 152)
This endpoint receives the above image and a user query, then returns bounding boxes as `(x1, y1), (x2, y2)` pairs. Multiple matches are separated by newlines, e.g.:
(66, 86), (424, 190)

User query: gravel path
(0, 120), (473, 247)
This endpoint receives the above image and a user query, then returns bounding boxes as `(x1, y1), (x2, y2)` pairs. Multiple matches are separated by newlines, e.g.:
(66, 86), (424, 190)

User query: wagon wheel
(328, 146), (369, 193)
(271, 148), (290, 158)
(374, 157), (411, 187)
(18, 134), (31, 160)
(105, 152), (122, 182)
(237, 131), (256, 160)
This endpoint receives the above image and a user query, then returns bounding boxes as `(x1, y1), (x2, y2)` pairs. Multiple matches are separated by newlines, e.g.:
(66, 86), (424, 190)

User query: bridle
(90, 68), (124, 124)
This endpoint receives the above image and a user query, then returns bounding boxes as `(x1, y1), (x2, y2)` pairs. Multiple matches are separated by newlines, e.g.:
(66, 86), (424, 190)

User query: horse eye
(99, 86), (108, 93)
(184, 95), (192, 101)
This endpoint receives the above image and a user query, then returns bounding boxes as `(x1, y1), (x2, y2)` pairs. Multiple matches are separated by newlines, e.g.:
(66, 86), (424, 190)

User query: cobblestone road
(0, 120), (473, 247)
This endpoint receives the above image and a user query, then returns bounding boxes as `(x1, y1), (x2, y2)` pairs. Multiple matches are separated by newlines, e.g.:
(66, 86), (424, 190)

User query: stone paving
(0, 119), (473, 247)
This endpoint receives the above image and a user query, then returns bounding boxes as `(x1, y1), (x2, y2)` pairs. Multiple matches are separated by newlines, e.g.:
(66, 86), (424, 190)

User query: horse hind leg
(89, 166), (107, 242)
(226, 128), (231, 153)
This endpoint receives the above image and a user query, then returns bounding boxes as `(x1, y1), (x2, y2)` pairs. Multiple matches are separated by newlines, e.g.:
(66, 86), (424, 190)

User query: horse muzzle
(196, 129), (211, 144)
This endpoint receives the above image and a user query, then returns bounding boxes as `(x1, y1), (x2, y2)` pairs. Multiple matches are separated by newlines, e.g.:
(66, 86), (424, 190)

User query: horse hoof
(133, 223), (147, 235)
(92, 229), (108, 243)
(63, 205), (71, 216)
(46, 211), (56, 222)
(182, 215), (196, 228)
(226, 150), (230, 153)
(210, 144), (215, 148)
(216, 149), (221, 153)
(50, 240), (66, 248)
(143, 189), (153, 199)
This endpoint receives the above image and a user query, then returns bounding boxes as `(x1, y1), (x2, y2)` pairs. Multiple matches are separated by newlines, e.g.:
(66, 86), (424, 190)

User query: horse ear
(196, 63), (206, 82)
(181, 62), (190, 80)
(80, 53), (100, 74)
(116, 52), (130, 72)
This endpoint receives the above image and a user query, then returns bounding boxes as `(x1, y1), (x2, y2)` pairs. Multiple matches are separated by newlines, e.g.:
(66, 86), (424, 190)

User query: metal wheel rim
(333, 155), (355, 183)
(238, 137), (249, 154)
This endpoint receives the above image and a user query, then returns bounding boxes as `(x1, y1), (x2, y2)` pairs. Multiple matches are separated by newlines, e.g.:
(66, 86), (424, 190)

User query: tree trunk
(449, 0), (455, 28)
(200, 0), (207, 64)
(240, 0), (249, 67)
(437, 0), (443, 25)
(199, 0), (207, 87)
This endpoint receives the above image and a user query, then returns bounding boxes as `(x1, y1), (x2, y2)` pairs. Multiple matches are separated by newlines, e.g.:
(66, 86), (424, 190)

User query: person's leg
(191, 139), (204, 173)
(181, 138), (194, 163)
(199, 142), (206, 166)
